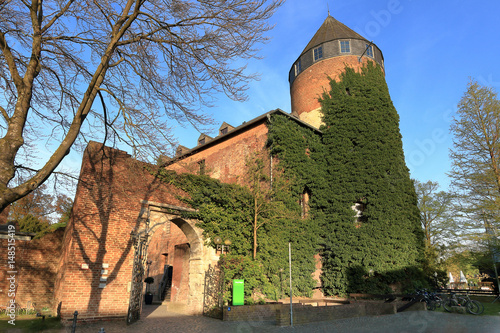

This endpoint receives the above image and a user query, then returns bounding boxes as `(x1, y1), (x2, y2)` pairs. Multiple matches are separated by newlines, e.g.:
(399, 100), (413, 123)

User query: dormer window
(340, 40), (350, 53)
(294, 59), (302, 75)
(176, 145), (188, 157)
(313, 46), (323, 61)
(365, 44), (373, 57)
(218, 122), (234, 136)
(198, 133), (213, 146)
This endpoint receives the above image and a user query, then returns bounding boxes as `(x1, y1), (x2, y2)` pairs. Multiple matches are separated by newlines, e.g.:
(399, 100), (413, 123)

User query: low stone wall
(223, 303), (285, 322)
(222, 300), (408, 325)
(0, 228), (64, 312)
(277, 301), (396, 326)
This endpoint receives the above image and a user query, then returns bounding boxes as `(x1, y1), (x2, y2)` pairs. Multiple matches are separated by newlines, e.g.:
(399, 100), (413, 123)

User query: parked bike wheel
(442, 297), (458, 312)
(466, 300), (484, 315)
(426, 299), (437, 311)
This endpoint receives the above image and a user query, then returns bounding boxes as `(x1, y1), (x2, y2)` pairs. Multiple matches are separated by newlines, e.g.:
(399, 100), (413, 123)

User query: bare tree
(0, 0), (284, 212)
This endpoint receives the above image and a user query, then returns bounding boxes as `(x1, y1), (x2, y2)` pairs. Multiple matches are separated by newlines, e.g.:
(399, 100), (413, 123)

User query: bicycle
(442, 291), (484, 315)
(414, 289), (442, 311)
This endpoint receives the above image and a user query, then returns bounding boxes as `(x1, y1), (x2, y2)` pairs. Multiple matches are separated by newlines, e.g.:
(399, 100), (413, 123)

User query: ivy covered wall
(153, 168), (318, 300)
(268, 62), (424, 295)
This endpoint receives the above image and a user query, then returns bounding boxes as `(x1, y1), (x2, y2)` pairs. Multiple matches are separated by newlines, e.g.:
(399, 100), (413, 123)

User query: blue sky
(59, 0), (500, 193)
(167, 0), (500, 190)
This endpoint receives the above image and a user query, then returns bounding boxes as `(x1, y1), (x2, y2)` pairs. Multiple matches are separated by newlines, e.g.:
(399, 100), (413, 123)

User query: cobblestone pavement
(50, 304), (500, 333)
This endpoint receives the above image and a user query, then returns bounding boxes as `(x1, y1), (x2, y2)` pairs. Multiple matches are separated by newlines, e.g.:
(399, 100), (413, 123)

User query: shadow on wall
(58, 142), (189, 320)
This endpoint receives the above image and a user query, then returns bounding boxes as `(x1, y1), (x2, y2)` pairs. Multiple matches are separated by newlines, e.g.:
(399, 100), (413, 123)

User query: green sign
(232, 279), (244, 306)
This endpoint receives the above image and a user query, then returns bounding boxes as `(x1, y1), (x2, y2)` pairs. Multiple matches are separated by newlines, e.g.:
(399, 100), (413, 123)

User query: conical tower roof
(301, 15), (367, 56)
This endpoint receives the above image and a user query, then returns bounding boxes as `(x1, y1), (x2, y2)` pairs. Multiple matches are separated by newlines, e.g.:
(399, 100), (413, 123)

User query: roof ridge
(301, 15), (367, 56)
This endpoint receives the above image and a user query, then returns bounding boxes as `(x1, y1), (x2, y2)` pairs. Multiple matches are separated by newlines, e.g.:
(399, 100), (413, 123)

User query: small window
(220, 127), (228, 135)
(340, 40), (350, 53)
(366, 44), (373, 58)
(352, 200), (367, 225)
(198, 137), (205, 145)
(198, 160), (206, 175)
(313, 46), (323, 61)
(294, 60), (302, 76)
(299, 187), (311, 219)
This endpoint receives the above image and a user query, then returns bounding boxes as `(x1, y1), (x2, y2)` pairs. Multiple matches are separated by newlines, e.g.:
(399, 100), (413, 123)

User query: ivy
(267, 62), (425, 295)
(153, 166), (317, 299)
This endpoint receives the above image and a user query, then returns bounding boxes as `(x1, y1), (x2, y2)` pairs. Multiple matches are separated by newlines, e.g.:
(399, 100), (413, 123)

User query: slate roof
(301, 15), (368, 56)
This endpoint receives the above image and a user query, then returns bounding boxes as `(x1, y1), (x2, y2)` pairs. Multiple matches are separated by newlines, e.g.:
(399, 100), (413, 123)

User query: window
(340, 40), (350, 53)
(299, 187), (311, 219)
(366, 44), (373, 57)
(198, 160), (206, 175)
(352, 200), (367, 226)
(220, 127), (228, 135)
(198, 137), (205, 145)
(294, 60), (301, 75)
(313, 46), (323, 61)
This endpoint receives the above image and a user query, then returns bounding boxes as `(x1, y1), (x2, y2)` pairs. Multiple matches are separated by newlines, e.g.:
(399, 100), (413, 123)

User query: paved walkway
(52, 304), (500, 333)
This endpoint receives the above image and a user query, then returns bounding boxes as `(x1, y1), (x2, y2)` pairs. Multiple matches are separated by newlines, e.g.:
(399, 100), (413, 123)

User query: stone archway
(144, 202), (217, 314)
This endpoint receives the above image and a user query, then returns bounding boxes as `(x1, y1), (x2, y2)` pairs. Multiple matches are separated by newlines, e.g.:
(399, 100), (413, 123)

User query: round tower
(289, 15), (385, 128)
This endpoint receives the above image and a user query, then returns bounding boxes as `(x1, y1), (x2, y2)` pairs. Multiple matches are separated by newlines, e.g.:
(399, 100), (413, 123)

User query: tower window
(352, 200), (367, 224)
(366, 44), (373, 57)
(340, 41), (350, 53)
(294, 60), (302, 75)
(313, 46), (323, 61)
(299, 187), (311, 219)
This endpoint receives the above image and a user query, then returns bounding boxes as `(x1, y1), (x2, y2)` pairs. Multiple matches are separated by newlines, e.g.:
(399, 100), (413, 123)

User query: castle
(0, 14), (422, 321)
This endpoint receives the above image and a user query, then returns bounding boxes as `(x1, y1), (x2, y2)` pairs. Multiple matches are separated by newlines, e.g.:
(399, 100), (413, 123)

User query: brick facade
(0, 205), (9, 224)
(0, 229), (64, 311)
(166, 121), (269, 185)
(53, 142), (216, 320)
(291, 56), (381, 127)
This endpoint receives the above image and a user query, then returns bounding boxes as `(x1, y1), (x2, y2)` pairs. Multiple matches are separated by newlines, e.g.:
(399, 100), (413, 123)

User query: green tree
(414, 180), (456, 248)
(318, 62), (424, 294)
(244, 152), (298, 259)
(449, 80), (500, 243)
(0, 0), (284, 213)
(18, 213), (50, 234)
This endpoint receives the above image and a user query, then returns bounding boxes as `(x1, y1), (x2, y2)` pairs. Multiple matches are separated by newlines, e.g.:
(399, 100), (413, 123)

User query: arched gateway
(127, 202), (215, 323)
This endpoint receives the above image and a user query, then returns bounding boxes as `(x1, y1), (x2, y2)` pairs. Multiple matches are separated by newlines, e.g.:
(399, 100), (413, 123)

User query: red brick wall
(0, 229), (64, 311)
(290, 56), (382, 116)
(0, 205), (10, 224)
(54, 142), (193, 320)
(146, 221), (189, 302)
(166, 122), (269, 185)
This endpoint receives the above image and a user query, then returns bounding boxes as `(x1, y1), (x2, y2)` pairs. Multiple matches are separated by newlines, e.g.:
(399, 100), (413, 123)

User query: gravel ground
(39, 304), (500, 333)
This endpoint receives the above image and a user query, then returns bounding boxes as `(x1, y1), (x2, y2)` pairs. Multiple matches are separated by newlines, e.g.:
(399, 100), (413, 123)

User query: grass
(0, 313), (63, 332)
